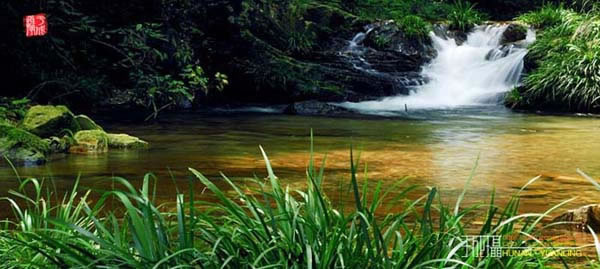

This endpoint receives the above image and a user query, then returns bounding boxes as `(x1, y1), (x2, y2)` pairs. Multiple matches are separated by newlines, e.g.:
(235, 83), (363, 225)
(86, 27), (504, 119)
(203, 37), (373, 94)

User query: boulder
(284, 101), (353, 116)
(552, 204), (600, 232)
(0, 125), (49, 165)
(74, 115), (103, 131)
(501, 24), (527, 44)
(107, 133), (148, 149)
(70, 130), (108, 154)
(21, 105), (78, 138)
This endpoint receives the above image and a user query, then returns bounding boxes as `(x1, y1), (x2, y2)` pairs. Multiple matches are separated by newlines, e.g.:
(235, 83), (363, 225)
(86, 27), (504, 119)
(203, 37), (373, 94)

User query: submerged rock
(74, 115), (103, 131)
(553, 204), (600, 232)
(107, 133), (148, 149)
(21, 105), (78, 138)
(70, 130), (108, 154)
(0, 125), (49, 165)
(284, 101), (353, 116)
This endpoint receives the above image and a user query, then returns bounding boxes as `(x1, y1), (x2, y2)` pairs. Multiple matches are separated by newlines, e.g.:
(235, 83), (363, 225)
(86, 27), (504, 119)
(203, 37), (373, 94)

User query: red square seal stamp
(24, 13), (48, 37)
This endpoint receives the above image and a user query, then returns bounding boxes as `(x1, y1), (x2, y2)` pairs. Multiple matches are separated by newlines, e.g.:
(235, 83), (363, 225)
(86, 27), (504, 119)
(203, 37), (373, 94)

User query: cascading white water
(341, 25), (535, 111)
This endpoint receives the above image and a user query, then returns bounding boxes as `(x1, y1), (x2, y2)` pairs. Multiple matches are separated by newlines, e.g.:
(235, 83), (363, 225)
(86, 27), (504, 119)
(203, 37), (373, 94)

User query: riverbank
(6, 1), (599, 117)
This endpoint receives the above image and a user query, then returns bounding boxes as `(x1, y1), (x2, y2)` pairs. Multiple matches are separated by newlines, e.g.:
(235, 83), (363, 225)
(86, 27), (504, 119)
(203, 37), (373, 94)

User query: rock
(364, 21), (435, 58)
(0, 125), (49, 165)
(107, 133), (148, 149)
(74, 115), (103, 131)
(501, 24), (527, 44)
(44, 135), (73, 153)
(432, 24), (467, 45)
(553, 204), (600, 232)
(284, 101), (353, 116)
(21, 105), (78, 138)
(70, 130), (108, 154)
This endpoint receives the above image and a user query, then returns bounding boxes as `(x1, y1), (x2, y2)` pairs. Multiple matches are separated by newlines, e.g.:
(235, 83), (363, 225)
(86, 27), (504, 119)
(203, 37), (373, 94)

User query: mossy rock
(74, 115), (103, 131)
(0, 124), (49, 165)
(70, 130), (108, 154)
(21, 105), (79, 138)
(44, 135), (73, 153)
(107, 133), (148, 149)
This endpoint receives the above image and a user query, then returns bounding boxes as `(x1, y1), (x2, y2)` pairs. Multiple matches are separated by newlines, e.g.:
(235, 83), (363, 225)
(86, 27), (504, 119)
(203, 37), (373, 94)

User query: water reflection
(0, 108), (599, 215)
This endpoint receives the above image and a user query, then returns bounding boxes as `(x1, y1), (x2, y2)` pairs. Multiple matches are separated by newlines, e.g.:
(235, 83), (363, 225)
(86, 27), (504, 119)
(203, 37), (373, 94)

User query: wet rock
(0, 125), (49, 165)
(432, 24), (467, 45)
(44, 136), (72, 153)
(107, 133), (148, 149)
(553, 204), (600, 232)
(74, 115), (103, 131)
(284, 101), (353, 116)
(70, 130), (108, 154)
(364, 20), (436, 59)
(501, 24), (527, 44)
(21, 105), (78, 138)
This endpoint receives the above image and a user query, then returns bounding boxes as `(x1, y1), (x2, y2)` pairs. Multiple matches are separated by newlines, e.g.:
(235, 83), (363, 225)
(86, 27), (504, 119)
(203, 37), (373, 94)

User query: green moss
(72, 130), (109, 153)
(107, 133), (149, 149)
(21, 105), (78, 138)
(0, 125), (50, 154)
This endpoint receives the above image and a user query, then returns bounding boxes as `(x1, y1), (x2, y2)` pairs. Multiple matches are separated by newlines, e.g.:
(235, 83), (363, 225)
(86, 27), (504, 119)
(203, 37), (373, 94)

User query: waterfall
(341, 26), (378, 74)
(340, 25), (535, 111)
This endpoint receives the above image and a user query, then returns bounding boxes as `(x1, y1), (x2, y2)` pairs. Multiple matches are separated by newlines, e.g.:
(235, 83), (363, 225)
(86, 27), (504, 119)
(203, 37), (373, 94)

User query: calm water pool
(1, 106), (599, 215)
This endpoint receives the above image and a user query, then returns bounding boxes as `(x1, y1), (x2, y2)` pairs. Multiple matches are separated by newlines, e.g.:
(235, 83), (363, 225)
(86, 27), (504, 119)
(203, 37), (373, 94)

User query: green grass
(0, 136), (598, 267)
(398, 15), (432, 40)
(447, 0), (485, 32)
(514, 6), (600, 112)
(517, 4), (565, 29)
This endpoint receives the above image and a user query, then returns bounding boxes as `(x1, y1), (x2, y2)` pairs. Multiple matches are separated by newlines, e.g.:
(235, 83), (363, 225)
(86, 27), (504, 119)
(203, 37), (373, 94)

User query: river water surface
(1, 106), (599, 215)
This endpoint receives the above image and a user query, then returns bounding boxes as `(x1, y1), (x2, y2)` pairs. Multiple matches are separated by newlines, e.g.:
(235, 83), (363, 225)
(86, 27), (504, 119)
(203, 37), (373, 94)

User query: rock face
(553, 204), (600, 232)
(0, 125), (49, 165)
(74, 115), (103, 131)
(70, 130), (109, 154)
(21, 105), (78, 138)
(107, 133), (148, 149)
(215, 5), (435, 104)
(284, 101), (353, 116)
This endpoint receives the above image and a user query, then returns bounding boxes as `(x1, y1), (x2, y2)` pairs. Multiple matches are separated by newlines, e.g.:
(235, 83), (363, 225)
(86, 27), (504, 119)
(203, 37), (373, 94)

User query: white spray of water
(341, 25), (535, 111)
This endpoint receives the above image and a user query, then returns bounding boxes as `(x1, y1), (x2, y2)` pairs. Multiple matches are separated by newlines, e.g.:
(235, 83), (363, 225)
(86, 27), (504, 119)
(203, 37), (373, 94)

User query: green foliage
(398, 15), (432, 40)
(0, 138), (591, 267)
(0, 98), (31, 125)
(447, 0), (485, 31)
(240, 0), (317, 55)
(519, 8), (600, 112)
(354, 0), (452, 21)
(517, 4), (564, 29)
(2, 0), (227, 118)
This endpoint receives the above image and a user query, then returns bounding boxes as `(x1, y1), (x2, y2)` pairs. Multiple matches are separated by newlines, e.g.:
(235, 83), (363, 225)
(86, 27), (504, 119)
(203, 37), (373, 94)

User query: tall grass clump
(447, 0), (485, 31)
(514, 6), (600, 112)
(398, 15), (432, 40)
(0, 137), (594, 268)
